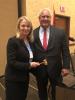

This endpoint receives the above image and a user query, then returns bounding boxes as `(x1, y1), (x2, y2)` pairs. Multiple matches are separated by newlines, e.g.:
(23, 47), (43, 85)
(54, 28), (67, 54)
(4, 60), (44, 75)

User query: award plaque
(40, 59), (48, 65)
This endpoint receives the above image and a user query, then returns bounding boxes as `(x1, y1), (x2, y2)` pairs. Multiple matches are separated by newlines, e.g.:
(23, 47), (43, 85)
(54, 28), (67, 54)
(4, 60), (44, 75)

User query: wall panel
(0, 0), (18, 75)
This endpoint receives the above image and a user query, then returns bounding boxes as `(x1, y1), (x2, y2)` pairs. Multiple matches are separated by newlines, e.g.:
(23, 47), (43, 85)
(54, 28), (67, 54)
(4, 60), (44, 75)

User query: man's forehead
(40, 9), (51, 16)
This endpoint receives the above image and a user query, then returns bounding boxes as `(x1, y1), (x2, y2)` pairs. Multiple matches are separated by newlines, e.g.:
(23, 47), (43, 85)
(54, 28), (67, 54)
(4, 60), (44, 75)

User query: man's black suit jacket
(33, 26), (70, 79)
(5, 36), (34, 82)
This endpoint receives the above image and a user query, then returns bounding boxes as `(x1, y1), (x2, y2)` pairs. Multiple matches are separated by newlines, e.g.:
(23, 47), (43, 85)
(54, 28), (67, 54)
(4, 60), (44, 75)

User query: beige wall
(0, 0), (18, 75)
(25, 0), (75, 37)
(0, 0), (75, 74)
(51, 0), (75, 38)
(22, 0), (26, 15)
(26, 0), (51, 28)
(22, 0), (75, 53)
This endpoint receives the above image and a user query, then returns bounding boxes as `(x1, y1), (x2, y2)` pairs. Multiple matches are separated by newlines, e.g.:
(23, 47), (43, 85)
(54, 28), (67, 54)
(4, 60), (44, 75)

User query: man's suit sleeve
(61, 30), (70, 69)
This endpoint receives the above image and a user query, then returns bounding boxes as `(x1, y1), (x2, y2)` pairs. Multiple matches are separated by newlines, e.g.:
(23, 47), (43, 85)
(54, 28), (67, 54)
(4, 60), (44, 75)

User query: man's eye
(42, 16), (50, 18)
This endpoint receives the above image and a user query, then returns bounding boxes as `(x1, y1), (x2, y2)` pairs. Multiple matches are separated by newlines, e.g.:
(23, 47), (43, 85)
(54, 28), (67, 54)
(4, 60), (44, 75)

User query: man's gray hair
(38, 8), (52, 17)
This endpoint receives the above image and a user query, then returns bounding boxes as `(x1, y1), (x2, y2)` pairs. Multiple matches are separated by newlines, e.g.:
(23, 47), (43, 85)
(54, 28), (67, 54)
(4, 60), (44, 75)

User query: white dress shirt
(39, 27), (50, 46)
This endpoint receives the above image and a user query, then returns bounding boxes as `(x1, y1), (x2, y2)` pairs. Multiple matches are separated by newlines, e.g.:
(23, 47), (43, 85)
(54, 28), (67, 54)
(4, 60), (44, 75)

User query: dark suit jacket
(33, 26), (70, 79)
(5, 36), (34, 82)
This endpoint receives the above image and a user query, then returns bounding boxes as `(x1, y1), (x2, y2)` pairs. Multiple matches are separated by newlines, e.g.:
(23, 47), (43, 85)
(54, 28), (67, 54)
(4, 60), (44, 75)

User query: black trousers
(31, 67), (62, 100)
(31, 67), (49, 100)
(5, 80), (29, 100)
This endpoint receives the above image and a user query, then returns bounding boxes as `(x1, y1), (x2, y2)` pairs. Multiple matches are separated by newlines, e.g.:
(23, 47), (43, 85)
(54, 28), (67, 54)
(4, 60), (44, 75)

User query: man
(33, 8), (70, 100)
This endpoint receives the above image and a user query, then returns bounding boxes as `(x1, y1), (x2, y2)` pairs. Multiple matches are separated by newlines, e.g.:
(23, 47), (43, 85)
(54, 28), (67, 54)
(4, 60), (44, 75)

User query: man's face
(39, 10), (51, 29)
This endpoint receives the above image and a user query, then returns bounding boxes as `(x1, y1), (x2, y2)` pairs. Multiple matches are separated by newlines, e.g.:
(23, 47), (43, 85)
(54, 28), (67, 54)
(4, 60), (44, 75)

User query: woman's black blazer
(5, 36), (34, 82)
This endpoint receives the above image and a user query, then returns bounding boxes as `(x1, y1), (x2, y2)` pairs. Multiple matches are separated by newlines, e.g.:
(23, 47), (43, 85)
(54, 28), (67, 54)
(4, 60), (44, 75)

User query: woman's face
(19, 19), (31, 39)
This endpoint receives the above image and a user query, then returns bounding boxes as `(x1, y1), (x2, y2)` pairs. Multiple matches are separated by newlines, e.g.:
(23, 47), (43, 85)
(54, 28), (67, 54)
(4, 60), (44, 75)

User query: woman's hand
(30, 62), (40, 68)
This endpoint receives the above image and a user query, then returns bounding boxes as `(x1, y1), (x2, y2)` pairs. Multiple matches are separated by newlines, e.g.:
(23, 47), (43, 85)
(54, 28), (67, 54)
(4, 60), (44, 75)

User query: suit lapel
(36, 29), (45, 50)
(35, 26), (56, 51)
(19, 39), (29, 52)
(47, 26), (55, 50)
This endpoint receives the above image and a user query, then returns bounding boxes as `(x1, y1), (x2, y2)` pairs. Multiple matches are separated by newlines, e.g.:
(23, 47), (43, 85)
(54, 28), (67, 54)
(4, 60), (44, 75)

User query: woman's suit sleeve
(7, 38), (30, 70)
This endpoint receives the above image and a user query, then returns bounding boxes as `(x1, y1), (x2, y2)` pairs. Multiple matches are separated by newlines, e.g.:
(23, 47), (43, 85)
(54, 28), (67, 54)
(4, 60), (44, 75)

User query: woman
(5, 16), (40, 100)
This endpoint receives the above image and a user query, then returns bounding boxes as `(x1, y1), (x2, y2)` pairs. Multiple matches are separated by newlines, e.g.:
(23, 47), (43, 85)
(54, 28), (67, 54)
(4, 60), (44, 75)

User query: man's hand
(61, 68), (69, 77)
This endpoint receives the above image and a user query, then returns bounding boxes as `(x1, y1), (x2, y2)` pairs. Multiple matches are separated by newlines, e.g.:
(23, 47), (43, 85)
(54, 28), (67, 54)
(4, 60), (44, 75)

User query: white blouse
(24, 40), (33, 62)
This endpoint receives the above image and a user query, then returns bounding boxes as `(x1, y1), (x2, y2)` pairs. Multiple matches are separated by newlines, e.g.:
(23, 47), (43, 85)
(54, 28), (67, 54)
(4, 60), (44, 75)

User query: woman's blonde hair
(16, 16), (33, 42)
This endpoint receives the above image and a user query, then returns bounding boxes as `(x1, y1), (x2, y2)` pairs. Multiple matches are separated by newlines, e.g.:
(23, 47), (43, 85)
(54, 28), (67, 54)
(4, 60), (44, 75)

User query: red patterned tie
(43, 31), (47, 49)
